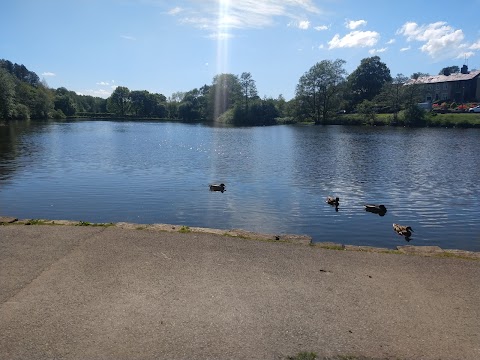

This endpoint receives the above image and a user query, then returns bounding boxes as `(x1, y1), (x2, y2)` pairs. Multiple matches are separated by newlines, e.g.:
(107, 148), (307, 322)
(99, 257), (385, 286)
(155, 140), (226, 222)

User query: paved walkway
(1, 224), (479, 359)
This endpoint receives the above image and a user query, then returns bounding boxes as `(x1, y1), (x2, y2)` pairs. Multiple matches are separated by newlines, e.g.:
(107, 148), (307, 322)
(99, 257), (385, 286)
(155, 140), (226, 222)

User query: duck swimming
(209, 183), (226, 192)
(364, 204), (387, 215)
(326, 196), (339, 206)
(393, 223), (413, 238)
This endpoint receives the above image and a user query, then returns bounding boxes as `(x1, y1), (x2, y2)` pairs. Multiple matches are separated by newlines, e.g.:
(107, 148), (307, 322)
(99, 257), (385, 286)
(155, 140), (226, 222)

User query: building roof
(405, 70), (480, 85)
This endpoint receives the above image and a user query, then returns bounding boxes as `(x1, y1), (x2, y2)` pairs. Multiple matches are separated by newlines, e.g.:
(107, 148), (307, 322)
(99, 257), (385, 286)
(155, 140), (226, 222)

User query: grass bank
(318, 112), (480, 128)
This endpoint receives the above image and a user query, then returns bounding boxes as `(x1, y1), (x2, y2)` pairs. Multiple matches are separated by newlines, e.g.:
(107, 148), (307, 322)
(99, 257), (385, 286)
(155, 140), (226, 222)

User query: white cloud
(469, 40), (480, 50)
(400, 46), (411, 52)
(314, 25), (328, 31)
(168, 6), (182, 15)
(346, 19), (367, 30)
(386, 38), (395, 44)
(456, 51), (474, 59)
(328, 30), (379, 49)
(121, 35), (136, 41)
(96, 81), (110, 86)
(397, 21), (465, 58)
(298, 20), (310, 30)
(42, 72), (55, 77)
(369, 47), (387, 55)
(169, 0), (322, 34)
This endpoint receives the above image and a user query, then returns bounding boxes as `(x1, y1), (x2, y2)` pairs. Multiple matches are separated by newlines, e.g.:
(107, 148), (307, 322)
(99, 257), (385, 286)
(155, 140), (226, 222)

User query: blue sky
(2, 0), (480, 100)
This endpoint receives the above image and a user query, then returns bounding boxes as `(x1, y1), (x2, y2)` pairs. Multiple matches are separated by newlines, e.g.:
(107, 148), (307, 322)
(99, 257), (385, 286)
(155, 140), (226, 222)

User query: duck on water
(209, 183), (226, 192)
(364, 204), (387, 216)
(393, 223), (413, 238)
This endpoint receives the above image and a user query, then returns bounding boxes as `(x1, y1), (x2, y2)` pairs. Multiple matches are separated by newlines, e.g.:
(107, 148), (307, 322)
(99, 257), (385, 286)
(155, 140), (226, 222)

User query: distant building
(404, 65), (480, 103)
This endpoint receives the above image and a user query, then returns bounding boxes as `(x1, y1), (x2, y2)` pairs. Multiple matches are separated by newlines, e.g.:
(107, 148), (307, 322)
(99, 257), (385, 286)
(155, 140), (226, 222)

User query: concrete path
(0, 224), (479, 360)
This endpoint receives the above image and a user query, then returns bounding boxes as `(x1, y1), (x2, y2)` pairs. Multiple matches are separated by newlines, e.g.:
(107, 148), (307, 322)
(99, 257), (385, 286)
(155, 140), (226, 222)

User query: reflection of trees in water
(0, 120), (45, 181)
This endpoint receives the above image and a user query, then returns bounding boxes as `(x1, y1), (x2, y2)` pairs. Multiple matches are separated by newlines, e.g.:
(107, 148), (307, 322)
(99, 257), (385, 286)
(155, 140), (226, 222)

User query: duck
(209, 183), (226, 192)
(326, 196), (339, 206)
(393, 223), (413, 238)
(364, 204), (387, 215)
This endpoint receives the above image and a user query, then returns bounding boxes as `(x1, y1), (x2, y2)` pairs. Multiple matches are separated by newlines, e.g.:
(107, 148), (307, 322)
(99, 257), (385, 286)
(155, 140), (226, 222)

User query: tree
(411, 72), (430, 80)
(240, 72), (258, 112)
(107, 86), (130, 116)
(295, 59), (347, 124)
(374, 73), (409, 123)
(130, 90), (148, 116)
(209, 73), (242, 120)
(0, 68), (16, 119)
(439, 66), (460, 76)
(32, 84), (54, 118)
(54, 88), (78, 117)
(347, 56), (392, 107)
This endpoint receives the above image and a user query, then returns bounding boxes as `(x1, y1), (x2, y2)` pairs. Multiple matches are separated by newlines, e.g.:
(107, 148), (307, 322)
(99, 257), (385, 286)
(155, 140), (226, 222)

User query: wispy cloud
(397, 21), (466, 59)
(42, 72), (56, 77)
(400, 46), (411, 52)
(456, 51), (474, 59)
(168, 6), (183, 15)
(168, 0), (322, 35)
(121, 35), (136, 41)
(469, 40), (480, 50)
(386, 38), (395, 44)
(314, 25), (329, 31)
(288, 20), (310, 29)
(96, 81), (110, 86)
(346, 19), (367, 30)
(328, 30), (379, 49)
(369, 47), (387, 55)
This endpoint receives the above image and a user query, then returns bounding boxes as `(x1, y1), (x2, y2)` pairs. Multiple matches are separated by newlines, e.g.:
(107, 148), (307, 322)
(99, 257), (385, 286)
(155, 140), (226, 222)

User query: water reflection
(0, 120), (479, 251)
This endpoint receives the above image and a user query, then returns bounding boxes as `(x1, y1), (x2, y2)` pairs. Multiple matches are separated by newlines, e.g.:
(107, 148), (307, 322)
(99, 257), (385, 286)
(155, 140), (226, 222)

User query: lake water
(1, 120), (479, 251)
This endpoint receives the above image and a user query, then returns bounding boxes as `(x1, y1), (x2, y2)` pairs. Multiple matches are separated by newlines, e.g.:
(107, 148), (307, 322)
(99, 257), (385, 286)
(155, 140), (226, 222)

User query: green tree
(107, 86), (130, 116)
(374, 73), (409, 123)
(32, 84), (54, 118)
(439, 66), (460, 76)
(347, 56), (392, 107)
(130, 90), (148, 116)
(209, 73), (242, 120)
(0, 68), (16, 119)
(54, 89), (77, 116)
(295, 59), (347, 124)
(357, 99), (377, 125)
(411, 72), (430, 80)
(239, 72), (258, 112)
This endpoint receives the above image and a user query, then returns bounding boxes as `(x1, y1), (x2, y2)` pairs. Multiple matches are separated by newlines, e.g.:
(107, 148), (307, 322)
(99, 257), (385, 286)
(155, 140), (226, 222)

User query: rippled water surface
(1, 120), (479, 251)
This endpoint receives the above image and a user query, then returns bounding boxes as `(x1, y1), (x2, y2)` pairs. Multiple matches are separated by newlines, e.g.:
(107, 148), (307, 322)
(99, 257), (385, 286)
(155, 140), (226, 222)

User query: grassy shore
(329, 112), (480, 128)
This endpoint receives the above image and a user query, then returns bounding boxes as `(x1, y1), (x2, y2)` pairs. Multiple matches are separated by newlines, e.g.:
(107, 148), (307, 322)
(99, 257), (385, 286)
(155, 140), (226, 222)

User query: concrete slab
(0, 225), (479, 359)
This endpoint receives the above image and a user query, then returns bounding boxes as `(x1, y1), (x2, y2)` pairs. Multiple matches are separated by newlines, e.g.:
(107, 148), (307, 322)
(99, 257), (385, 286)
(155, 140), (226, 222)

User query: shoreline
(1, 216), (479, 260)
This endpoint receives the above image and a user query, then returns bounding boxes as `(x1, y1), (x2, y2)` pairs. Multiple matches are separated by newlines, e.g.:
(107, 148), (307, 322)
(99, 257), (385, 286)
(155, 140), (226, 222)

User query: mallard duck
(209, 183), (226, 192)
(326, 196), (339, 205)
(364, 204), (387, 214)
(393, 223), (413, 237)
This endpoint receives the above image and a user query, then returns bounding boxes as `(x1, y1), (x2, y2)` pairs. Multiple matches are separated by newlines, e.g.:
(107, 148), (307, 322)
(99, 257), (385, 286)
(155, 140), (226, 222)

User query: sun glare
(214, 0), (231, 119)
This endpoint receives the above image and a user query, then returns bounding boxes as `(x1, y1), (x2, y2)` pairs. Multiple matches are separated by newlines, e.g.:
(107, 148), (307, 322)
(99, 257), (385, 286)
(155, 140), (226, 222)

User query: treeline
(0, 59), (106, 120)
(105, 72), (289, 126)
(0, 57), (466, 126)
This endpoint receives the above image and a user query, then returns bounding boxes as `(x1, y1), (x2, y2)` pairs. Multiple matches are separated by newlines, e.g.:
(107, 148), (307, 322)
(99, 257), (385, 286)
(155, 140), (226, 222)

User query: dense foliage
(1, 57), (478, 127)
(0, 59), (107, 120)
